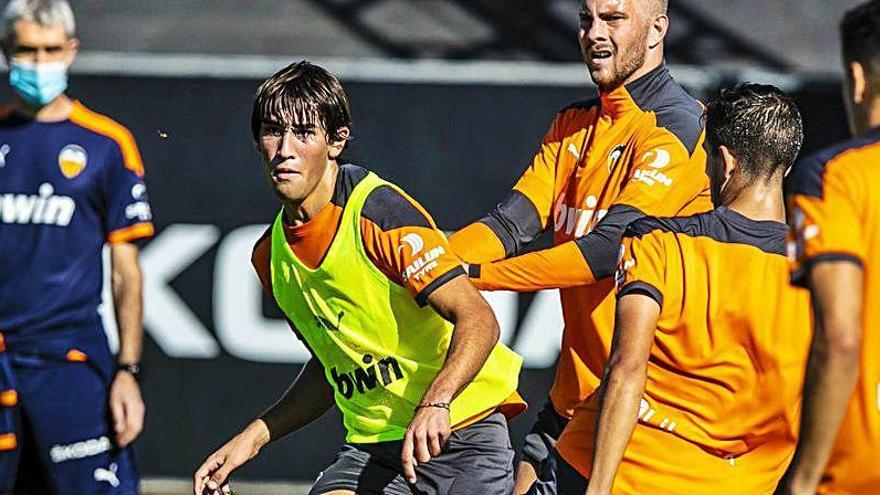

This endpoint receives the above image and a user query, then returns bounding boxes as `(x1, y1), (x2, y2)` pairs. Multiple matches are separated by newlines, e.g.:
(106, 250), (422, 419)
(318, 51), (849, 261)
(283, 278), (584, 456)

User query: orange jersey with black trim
(252, 164), (526, 426)
(556, 208), (812, 494)
(787, 129), (880, 494)
(450, 65), (712, 417)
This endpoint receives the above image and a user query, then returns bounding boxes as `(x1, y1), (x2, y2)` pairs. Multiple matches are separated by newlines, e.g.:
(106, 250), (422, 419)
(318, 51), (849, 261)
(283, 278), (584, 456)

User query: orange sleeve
(251, 230), (303, 338)
(251, 231), (273, 295)
(449, 113), (568, 264)
(361, 185), (466, 306)
(448, 222), (507, 264)
(469, 204), (643, 291)
(788, 162), (866, 284)
(107, 222), (155, 244)
(470, 242), (592, 291)
(615, 232), (667, 307)
(469, 127), (707, 292)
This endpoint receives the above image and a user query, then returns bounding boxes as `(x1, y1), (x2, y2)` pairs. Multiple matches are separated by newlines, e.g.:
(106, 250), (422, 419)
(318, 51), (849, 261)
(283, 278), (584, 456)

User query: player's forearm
(785, 262), (864, 494)
(469, 242), (595, 291)
(449, 189), (546, 264)
(786, 320), (861, 492)
(448, 222), (508, 264)
(234, 418), (273, 453)
(112, 258), (144, 365)
(587, 364), (647, 495)
(259, 359), (336, 443)
(420, 306), (499, 405)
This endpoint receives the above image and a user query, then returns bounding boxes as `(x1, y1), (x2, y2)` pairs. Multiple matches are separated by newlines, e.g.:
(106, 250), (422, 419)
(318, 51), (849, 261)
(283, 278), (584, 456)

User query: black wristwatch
(116, 363), (143, 382)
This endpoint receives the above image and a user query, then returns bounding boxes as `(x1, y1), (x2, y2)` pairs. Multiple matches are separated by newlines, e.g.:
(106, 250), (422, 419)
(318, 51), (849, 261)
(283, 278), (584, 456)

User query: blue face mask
(8, 60), (69, 106)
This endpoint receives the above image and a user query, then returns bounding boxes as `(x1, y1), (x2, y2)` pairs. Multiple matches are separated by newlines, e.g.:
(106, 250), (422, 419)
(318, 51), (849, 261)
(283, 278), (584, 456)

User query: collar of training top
(599, 63), (671, 118)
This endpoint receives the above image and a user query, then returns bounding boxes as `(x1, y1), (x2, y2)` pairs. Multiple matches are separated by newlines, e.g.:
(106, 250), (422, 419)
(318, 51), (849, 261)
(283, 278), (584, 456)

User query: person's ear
(328, 127), (350, 160)
(65, 37), (80, 65)
(647, 14), (668, 49)
(719, 145), (737, 181)
(849, 61), (868, 105)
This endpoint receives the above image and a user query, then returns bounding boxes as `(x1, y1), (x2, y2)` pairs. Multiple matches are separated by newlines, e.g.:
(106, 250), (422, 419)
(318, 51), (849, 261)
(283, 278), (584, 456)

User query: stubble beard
(590, 30), (649, 92)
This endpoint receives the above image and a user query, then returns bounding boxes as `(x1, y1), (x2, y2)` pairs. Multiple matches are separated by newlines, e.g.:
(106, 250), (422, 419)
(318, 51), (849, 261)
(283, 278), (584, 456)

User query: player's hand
(109, 370), (145, 448)
(193, 420), (270, 495)
(401, 405), (451, 484)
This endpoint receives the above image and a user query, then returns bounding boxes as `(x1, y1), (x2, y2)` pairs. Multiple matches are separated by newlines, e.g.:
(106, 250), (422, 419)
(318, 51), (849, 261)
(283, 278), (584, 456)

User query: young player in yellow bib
(192, 61), (524, 495)
(553, 85), (812, 494)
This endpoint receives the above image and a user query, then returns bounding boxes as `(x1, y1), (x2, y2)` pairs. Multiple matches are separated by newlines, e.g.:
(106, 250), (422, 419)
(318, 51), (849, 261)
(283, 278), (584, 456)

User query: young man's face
(3, 20), (77, 64)
(579, 0), (652, 90)
(258, 121), (334, 204)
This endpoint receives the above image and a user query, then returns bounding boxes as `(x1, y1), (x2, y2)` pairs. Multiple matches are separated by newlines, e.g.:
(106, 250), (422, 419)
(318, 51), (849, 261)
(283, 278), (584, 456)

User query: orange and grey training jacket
(450, 64), (712, 417)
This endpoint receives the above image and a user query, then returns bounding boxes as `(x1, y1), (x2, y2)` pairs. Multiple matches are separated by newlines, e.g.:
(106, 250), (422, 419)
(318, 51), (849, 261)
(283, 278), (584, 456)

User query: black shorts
(554, 455), (589, 495)
(310, 412), (515, 495)
(520, 400), (569, 495)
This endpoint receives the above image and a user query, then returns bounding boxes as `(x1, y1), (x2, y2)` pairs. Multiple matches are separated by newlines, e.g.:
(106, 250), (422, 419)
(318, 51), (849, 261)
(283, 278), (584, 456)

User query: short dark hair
(251, 61), (352, 143)
(704, 83), (803, 180)
(841, 0), (880, 69)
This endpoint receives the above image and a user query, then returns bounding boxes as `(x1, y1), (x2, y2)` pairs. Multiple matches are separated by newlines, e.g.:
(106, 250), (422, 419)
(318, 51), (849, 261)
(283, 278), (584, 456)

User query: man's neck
(12, 93), (74, 122)
(282, 162), (339, 227)
(723, 182), (786, 223)
(860, 102), (880, 135)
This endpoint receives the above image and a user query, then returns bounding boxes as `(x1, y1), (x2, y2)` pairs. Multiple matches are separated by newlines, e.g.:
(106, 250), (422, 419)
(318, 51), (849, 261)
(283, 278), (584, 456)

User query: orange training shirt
(556, 208), (812, 494)
(786, 128), (880, 495)
(449, 65), (712, 417)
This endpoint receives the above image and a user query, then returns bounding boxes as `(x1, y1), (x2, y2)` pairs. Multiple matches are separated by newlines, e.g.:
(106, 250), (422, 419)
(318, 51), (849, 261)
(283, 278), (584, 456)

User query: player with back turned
(193, 61), (524, 495)
(780, 1), (880, 493)
(448, 1), (711, 492)
(554, 84), (812, 495)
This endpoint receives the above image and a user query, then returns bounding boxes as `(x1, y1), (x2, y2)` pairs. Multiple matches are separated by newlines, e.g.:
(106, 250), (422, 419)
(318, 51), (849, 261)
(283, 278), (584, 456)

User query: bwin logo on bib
(331, 354), (405, 399)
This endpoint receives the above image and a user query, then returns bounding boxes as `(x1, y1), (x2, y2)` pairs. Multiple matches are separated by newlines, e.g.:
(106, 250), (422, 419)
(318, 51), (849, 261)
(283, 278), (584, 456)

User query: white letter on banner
(214, 224), (310, 363)
(480, 290), (518, 346)
(513, 289), (564, 368)
(140, 224), (221, 358)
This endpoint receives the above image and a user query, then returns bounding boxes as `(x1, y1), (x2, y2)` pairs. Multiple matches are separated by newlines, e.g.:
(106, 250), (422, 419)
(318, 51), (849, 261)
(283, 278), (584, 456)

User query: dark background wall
(3, 71), (848, 480)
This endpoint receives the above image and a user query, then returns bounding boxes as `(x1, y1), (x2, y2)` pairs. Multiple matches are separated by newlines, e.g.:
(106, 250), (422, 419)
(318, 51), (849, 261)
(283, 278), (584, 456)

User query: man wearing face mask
(0, 1), (151, 493)
(448, 0), (711, 492)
